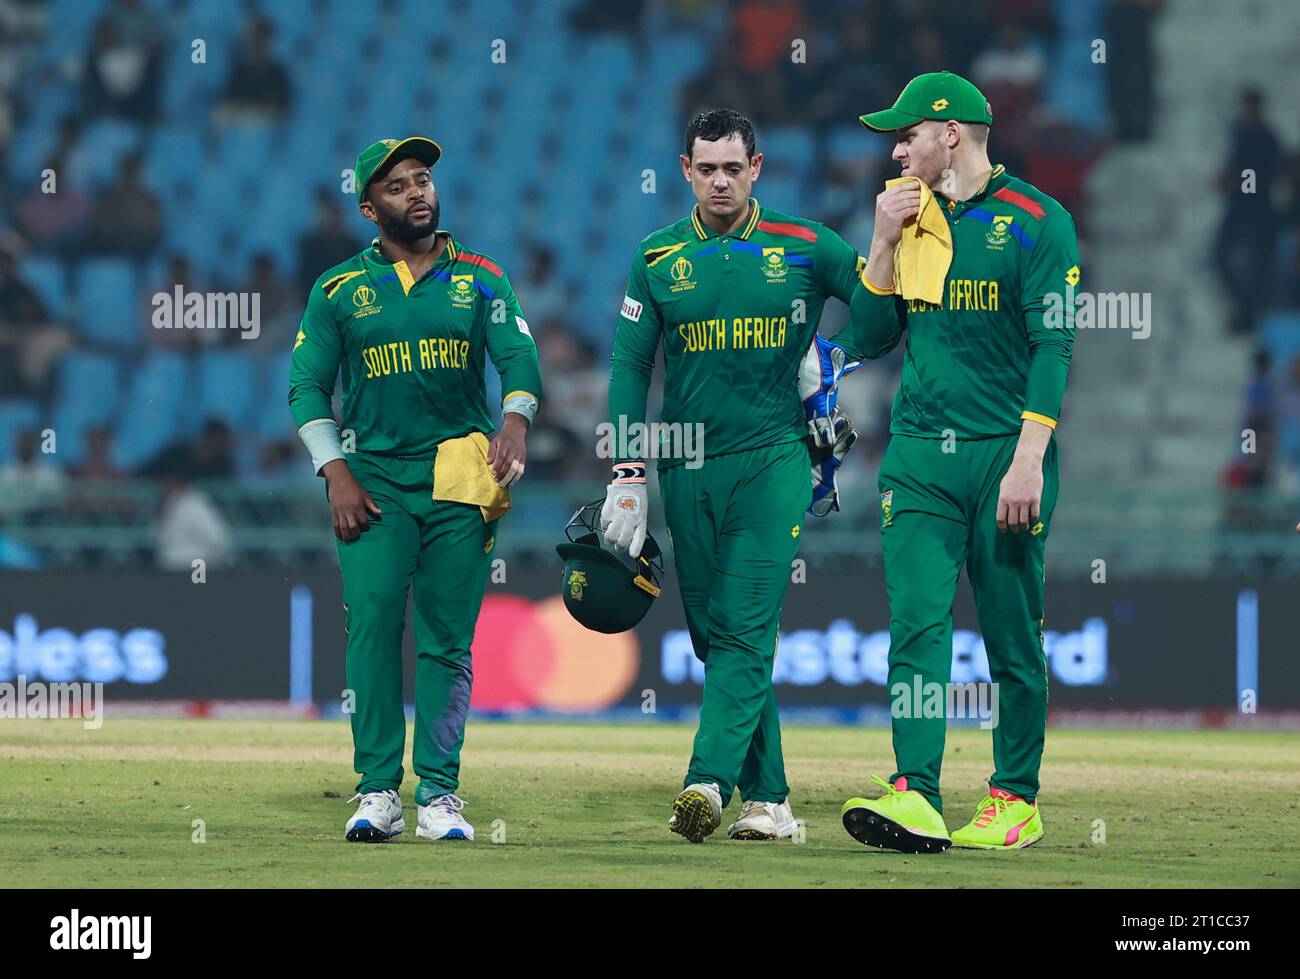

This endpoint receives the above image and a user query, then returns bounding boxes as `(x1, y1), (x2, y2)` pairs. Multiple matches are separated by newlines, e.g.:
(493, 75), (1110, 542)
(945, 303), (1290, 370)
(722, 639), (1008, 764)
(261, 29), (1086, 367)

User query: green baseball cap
(354, 136), (442, 205)
(859, 71), (993, 132)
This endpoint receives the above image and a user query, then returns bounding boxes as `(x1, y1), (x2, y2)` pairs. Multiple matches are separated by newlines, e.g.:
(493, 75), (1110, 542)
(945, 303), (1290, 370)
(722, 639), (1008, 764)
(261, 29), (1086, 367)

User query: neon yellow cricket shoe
(841, 775), (951, 853)
(950, 786), (1043, 849)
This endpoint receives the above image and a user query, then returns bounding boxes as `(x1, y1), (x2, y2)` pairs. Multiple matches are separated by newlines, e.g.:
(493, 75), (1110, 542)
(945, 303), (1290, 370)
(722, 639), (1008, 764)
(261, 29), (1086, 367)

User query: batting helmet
(555, 500), (665, 634)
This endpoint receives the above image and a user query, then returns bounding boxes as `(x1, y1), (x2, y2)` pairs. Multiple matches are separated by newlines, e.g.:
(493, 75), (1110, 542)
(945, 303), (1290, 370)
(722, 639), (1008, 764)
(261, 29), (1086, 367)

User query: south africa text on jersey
(361, 338), (472, 378)
(678, 315), (788, 352)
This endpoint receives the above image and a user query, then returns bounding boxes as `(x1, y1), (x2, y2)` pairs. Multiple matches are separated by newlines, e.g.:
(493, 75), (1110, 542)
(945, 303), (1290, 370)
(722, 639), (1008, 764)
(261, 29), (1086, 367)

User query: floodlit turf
(2, 719), (1297, 888)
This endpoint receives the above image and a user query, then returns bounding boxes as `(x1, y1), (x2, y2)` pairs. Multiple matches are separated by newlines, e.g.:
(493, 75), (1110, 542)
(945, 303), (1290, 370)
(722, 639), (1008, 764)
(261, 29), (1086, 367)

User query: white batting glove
(600, 461), (648, 558)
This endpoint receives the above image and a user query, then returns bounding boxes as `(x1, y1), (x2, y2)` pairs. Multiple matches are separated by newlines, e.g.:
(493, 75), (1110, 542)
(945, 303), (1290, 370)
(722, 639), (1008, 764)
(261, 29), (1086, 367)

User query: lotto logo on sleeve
(621, 295), (643, 322)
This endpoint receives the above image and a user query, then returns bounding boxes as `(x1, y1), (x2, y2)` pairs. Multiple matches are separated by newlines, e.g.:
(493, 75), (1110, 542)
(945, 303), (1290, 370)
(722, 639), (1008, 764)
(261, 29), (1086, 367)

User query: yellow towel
(432, 432), (511, 522)
(886, 176), (953, 305)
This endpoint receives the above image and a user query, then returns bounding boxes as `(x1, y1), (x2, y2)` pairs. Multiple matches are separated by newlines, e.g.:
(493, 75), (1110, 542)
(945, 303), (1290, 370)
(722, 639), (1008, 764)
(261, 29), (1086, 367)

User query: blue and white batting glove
(798, 335), (862, 447)
(808, 406), (859, 517)
(600, 461), (648, 558)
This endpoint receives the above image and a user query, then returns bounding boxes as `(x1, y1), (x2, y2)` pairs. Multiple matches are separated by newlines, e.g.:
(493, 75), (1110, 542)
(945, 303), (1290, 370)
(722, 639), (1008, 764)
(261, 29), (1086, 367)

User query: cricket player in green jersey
(604, 109), (866, 843)
(289, 137), (543, 843)
(835, 73), (1079, 852)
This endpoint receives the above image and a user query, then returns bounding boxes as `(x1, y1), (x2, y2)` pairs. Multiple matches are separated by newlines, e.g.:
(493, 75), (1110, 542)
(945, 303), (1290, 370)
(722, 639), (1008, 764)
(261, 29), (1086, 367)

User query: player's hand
(488, 413), (528, 487)
(799, 335), (862, 446)
(600, 462), (648, 558)
(996, 457), (1043, 534)
(323, 460), (381, 542)
(872, 178), (923, 250)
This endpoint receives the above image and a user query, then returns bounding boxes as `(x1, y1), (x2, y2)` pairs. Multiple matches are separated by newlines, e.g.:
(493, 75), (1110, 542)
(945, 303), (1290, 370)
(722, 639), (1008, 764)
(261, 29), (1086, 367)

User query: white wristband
(501, 391), (539, 423)
(298, 419), (345, 475)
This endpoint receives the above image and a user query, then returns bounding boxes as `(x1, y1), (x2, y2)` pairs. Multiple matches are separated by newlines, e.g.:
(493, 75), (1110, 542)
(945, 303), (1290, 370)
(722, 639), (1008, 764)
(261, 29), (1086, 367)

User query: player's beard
(376, 198), (440, 244)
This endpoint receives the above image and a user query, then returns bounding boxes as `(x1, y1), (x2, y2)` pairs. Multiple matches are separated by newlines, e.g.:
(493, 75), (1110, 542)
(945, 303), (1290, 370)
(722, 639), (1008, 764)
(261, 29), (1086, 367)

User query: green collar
(938, 164), (1008, 213)
(366, 230), (458, 266)
(690, 198), (762, 241)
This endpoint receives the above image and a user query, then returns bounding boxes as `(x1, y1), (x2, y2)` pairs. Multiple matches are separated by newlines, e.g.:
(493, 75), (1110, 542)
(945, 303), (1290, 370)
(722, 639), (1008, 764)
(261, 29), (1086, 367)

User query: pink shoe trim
(1004, 811), (1037, 846)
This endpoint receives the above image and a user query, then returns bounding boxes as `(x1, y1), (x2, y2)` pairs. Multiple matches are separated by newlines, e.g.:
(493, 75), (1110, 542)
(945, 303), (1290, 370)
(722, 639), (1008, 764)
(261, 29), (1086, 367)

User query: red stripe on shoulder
(458, 252), (504, 277)
(756, 220), (818, 242)
(992, 188), (1046, 221)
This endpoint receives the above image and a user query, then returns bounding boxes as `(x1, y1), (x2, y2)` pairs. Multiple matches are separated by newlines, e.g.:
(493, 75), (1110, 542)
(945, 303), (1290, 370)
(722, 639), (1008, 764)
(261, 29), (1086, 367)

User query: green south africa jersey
(609, 199), (862, 467)
(288, 233), (542, 456)
(839, 165), (1079, 439)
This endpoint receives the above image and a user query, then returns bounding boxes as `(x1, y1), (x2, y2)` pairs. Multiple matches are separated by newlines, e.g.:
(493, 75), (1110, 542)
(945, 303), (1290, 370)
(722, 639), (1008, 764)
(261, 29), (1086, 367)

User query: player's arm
(997, 205), (1080, 533)
(483, 269), (543, 487)
(603, 251), (662, 557)
(288, 281), (380, 542)
(828, 181), (919, 360)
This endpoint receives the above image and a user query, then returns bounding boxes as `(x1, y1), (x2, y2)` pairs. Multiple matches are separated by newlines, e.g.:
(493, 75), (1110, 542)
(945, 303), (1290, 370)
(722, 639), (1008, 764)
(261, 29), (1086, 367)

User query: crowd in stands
(1, 0), (1123, 564)
(1219, 89), (1300, 494)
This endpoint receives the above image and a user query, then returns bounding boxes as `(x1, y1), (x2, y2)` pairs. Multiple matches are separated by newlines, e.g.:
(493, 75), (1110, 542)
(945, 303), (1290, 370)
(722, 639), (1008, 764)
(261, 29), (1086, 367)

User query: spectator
(80, 6), (162, 121)
(520, 244), (567, 327)
(0, 429), (66, 513)
(155, 474), (234, 571)
(1214, 88), (1283, 335)
(217, 17), (292, 124)
(0, 247), (70, 399)
(295, 188), (360, 296)
(70, 424), (124, 480)
(1243, 349), (1275, 430)
(138, 418), (236, 482)
(244, 251), (297, 352)
(87, 152), (162, 258)
(17, 153), (92, 255)
(142, 253), (211, 351)
(1105, 0), (1162, 143)
(970, 23), (1045, 165)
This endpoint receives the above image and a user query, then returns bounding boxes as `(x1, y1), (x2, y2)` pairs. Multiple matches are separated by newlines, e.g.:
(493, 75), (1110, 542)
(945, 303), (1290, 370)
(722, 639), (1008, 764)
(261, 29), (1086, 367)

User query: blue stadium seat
(1260, 313), (1300, 371)
(762, 127), (815, 176)
(76, 260), (140, 346)
(81, 119), (143, 186)
(113, 351), (190, 470)
(257, 350), (297, 440)
(18, 256), (68, 320)
(197, 349), (256, 429)
(52, 352), (121, 465)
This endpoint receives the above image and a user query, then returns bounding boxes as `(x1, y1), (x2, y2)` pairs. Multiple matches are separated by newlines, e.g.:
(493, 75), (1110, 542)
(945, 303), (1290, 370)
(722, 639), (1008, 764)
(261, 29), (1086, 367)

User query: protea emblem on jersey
(449, 274), (475, 307)
(567, 569), (588, 601)
(668, 256), (695, 293)
(762, 246), (789, 281)
(985, 215), (1014, 248)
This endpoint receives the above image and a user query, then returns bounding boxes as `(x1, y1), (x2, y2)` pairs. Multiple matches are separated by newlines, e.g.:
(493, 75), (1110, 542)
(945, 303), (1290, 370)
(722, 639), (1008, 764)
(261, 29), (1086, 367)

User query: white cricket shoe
(345, 789), (404, 842)
(669, 782), (723, 843)
(727, 799), (798, 840)
(416, 794), (475, 840)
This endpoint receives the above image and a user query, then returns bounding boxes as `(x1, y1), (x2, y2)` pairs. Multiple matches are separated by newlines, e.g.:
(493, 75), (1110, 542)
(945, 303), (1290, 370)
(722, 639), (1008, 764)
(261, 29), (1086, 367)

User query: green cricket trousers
(659, 438), (810, 808)
(334, 450), (496, 804)
(878, 433), (1059, 812)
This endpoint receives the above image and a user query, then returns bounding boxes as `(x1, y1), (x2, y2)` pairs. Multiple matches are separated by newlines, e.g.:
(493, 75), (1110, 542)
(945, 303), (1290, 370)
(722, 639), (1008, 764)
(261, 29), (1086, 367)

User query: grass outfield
(1, 719), (1297, 888)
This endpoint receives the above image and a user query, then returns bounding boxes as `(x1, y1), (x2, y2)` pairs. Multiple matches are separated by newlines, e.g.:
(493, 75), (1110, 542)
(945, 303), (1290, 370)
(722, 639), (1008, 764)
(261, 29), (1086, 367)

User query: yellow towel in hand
(887, 176), (952, 305)
(432, 431), (511, 523)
